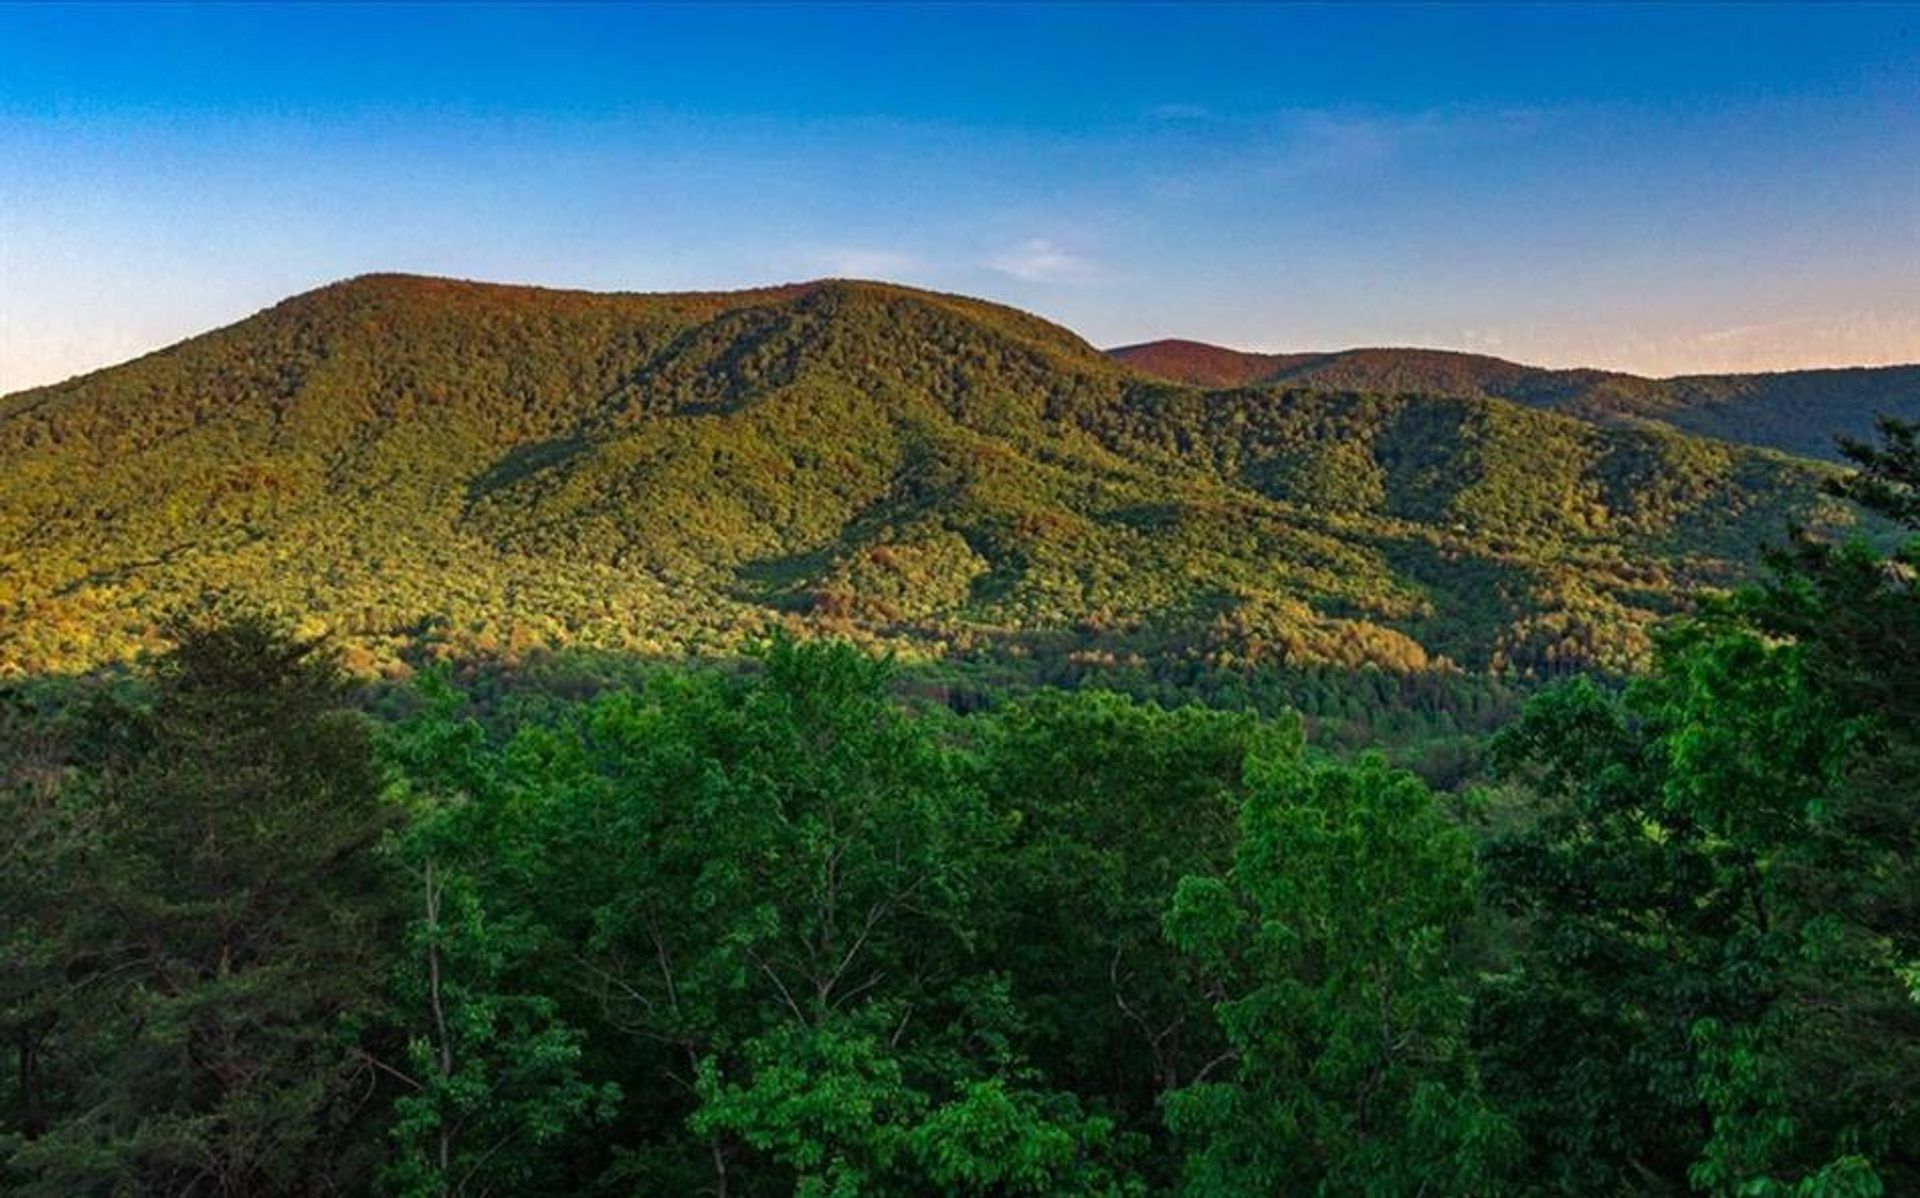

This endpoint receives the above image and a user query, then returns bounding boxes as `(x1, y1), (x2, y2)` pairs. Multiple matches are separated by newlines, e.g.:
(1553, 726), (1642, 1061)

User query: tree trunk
(426, 860), (454, 1194)
(16, 1026), (46, 1139)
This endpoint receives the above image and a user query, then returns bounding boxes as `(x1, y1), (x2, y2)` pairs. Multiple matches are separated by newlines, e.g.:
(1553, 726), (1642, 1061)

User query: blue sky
(2, 3), (1917, 392)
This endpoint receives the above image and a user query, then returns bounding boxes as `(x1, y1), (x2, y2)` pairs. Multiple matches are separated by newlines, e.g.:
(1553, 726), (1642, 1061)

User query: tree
(978, 690), (1289, 1181)
(1164, 753), (1514, 1195)
(1475, 676), (1756, 1194)
(377, 672), (618, 1198)
(0, 681), (104, 1172)
(4, 610), (398, 1197)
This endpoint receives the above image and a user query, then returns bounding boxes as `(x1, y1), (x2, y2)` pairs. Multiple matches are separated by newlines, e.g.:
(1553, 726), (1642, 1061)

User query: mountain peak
(1108, 339), (1321, 388)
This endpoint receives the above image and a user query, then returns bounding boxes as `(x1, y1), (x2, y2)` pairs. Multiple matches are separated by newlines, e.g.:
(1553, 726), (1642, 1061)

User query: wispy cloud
(987, 238), (1095, 283)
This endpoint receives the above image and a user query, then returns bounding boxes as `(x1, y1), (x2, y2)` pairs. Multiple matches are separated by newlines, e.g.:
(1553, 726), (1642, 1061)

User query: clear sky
(2, 3), (1917, 393)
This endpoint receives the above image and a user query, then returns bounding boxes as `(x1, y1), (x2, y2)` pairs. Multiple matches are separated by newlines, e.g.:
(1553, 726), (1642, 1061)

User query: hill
(0, 274), (1860, 687)
(1110, 339), (1920, 460)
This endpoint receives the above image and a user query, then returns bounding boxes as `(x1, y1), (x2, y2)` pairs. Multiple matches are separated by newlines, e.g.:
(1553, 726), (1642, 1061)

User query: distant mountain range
(0, 275), (1877, 683)
(1110, 339), (1920, 461)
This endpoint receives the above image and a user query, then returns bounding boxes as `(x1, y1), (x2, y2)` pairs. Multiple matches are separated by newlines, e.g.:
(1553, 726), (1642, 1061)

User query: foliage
(379, 680), (619, 1198)
(1164, 753), (1516, 1195)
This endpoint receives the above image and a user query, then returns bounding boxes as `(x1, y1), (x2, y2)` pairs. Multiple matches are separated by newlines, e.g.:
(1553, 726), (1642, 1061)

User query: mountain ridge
(1109, 337), (1920, 460)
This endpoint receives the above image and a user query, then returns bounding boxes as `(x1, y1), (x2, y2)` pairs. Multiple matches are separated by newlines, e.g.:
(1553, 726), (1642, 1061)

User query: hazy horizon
(3, 3), (1918, 394)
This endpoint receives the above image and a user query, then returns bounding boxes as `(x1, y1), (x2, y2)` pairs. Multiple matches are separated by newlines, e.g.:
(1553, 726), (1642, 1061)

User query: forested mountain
(0, 274), (1859, 683)
(1111, 338), (1920, 460)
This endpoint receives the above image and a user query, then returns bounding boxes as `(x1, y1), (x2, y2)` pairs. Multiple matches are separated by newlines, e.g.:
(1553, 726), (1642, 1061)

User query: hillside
(1111, 339), (1920, 460)
(0, 274), (1859, 684)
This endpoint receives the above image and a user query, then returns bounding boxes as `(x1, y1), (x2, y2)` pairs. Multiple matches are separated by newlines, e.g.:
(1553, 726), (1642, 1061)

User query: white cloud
(987, 238), (1095, 283)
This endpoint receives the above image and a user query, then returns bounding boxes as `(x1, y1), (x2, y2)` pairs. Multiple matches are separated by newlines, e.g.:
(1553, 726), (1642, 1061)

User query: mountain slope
(0, 274), (1858, 680)
(1110, 339), (1920, 460)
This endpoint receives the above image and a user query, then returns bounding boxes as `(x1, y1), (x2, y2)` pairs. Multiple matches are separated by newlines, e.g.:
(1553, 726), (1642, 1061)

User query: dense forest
(3, 408), (1916, 1195)
(0, 275), (1869, 690)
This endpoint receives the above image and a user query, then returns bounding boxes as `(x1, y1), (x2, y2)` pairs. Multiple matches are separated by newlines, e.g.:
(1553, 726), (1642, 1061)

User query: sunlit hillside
(0, 274), (1858, 683)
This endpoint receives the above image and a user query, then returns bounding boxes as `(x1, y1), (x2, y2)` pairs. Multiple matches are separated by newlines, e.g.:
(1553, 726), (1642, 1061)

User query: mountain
(0, 274), (1860, 685)
(1110, 340), (1920, 460)
(1099, 340), (1326, 389)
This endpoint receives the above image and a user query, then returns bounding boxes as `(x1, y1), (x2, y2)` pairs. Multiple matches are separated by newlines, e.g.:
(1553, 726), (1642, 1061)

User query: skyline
(3, 3), (1918, 394)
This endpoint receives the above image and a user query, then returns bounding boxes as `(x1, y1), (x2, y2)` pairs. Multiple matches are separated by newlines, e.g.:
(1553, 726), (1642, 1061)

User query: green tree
(377, 673), (618, 1197)
(1164, 753), (1514, 1195)
(0, 683), (99, 1172)
(1475, 675), (1754, 1194)
(979, 690), (1290, 1180)
(4, 611), (398, 1197)
(690, 1011), (1138, 1198)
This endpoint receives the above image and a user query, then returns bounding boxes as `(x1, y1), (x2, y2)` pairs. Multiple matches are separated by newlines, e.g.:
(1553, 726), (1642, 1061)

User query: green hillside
(1112, 339), (1920, 460)
(0, 274), (1858, 681)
